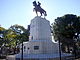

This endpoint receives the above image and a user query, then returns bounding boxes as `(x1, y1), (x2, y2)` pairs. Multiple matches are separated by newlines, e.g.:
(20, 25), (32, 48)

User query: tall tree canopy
(9, 24), (29, 45)
(0, 24), (29, 55)
(0, 26), (6, 46)
(0, 24), (29, 48)
(52, 14), (80, 52)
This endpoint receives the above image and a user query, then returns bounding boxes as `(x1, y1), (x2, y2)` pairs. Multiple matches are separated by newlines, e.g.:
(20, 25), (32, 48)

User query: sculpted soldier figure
(33, 1), (47, 17)
(38, 1), (41, 7)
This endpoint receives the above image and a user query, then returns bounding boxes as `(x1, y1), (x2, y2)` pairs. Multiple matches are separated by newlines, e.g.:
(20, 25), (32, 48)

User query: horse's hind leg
(40, 12), (42, 16)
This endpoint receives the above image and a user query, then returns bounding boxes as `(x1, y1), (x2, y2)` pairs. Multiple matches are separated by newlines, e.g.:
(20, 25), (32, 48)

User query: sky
(0, 0), (80, 29)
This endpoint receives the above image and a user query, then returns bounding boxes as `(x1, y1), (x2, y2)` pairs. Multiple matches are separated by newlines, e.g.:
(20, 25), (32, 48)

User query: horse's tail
(44, 11), (47, 16)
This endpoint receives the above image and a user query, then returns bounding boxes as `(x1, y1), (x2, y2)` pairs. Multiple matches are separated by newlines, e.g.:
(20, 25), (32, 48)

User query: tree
(4, 29), (17, 47)
(9, 24), (29, 54)
(0, 24), (29, 55)
(9, 24), (29, 45)
(0, 26), (6, 46)
(52, 14), (80, 53)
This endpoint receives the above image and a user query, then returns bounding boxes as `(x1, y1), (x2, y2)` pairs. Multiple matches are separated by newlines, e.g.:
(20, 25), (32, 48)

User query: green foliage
(0, 24), (29, 55)
(52, 14), (80, 40)
(52, 14), (80, 52)
(0, 27), (6, 46)
(0, 24), (29, 48)
(9, 24), (29, 45)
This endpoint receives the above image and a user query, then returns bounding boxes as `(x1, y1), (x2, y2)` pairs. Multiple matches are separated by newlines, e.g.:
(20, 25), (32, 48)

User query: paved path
(76, 58), (80, 60)
(0, 59), (6, 60)
(6, 55), (15, 60)
(0, 55), (15, 60)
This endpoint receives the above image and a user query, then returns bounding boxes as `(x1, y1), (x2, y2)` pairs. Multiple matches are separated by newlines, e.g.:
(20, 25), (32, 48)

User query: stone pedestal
(19, 16), (59, 54)
(29, 16), (51, 41)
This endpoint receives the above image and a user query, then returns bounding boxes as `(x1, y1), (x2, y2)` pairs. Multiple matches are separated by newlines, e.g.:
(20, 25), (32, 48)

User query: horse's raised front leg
(33, 8), (38, 16)
(36, 11), (38, 16)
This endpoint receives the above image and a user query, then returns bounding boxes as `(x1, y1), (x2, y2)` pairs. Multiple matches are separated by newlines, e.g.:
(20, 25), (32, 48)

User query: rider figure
(33, 1), (41, 7)
(38, 1), (41, 8)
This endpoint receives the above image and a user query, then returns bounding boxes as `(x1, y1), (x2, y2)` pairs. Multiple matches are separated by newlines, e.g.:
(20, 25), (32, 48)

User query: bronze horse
(33, 1), (47, 16)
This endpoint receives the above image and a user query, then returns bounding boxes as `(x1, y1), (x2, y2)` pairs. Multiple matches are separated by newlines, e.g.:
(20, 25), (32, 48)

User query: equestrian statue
(33, 1), (47, 17)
